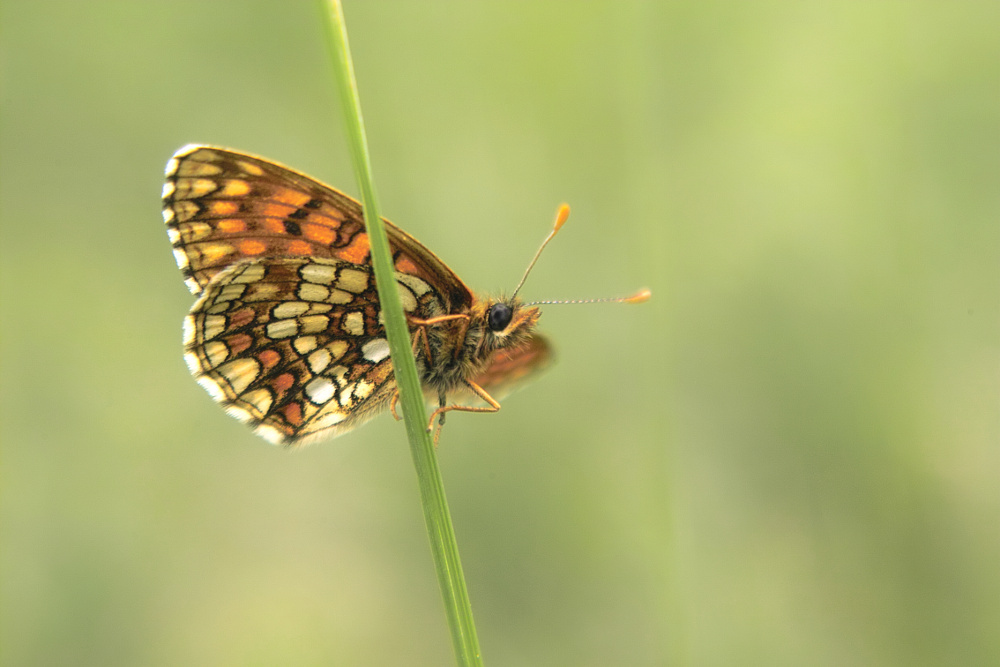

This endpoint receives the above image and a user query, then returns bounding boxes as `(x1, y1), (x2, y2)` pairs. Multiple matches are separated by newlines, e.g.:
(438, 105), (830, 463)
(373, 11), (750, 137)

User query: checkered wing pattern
(163, 145), (552, 446)
(163, 145), (468, 445)
(183, 257), (444, 445)
(163, 145), (473, 310)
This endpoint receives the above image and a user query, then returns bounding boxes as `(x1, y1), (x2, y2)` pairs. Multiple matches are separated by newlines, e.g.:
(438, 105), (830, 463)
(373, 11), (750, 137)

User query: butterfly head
(474, 297), (541, 354)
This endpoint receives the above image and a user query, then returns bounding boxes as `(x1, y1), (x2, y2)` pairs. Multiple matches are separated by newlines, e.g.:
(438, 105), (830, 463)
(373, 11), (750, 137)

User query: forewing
(163, 145), (473, 310)
(184, 256), (443, 446)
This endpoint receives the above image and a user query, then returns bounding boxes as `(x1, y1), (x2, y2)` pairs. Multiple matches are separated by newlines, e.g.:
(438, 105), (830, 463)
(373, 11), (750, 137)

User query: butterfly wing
(447, 334), (554, 408)
(163, 145), (473, 311)
(163, 145), (552, 445)
(184, 256), (445, 446)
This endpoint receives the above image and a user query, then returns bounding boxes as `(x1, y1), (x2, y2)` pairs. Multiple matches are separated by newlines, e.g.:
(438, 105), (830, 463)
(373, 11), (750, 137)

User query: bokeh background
(2, 2), (997, 665)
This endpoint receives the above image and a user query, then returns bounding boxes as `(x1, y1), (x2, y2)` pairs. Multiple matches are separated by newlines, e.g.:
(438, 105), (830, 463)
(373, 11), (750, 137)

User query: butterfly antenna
(511, 204), (571, 299)
(526, 288), (652, 307)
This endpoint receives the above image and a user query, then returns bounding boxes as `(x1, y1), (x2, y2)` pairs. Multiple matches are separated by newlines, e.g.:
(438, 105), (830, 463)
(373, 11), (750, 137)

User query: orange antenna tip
(554, 203), (571, 231)
(512, 203), (571, 298)
(625, 288), (652, 304)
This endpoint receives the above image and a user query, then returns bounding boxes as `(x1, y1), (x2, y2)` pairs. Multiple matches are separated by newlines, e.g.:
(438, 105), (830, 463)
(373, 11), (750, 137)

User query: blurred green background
(2, 1), (997, 665)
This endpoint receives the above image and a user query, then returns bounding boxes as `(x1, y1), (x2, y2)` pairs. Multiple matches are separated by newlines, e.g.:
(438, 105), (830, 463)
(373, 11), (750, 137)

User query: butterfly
(163, 145), (563, 446)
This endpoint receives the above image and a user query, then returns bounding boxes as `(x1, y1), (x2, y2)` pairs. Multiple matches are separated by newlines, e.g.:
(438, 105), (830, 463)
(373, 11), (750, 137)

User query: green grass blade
(318, 2), (484, 665)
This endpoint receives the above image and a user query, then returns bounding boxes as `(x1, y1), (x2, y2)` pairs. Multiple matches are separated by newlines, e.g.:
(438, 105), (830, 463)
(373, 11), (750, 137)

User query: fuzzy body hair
(416, 295), (541, 396)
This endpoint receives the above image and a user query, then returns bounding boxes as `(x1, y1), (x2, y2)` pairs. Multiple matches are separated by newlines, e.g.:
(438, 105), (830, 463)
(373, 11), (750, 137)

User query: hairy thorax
(414, 296), (540, 396)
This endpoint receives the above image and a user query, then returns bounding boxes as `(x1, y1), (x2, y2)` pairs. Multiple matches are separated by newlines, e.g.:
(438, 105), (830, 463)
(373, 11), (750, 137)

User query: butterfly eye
(487, 303), (513, 332)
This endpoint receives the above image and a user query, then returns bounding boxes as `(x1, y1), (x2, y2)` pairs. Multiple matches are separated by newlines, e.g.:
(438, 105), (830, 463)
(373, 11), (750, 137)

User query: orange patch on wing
(258, 349), (281, 371)
(270, 187), (310, 207)
(261, 203), (296, 220)
(210, 201), (241, 216)
(262, 218), (287, 235)
(219, 179), (251, 197)
(395, 256), (420, 275)
(303, 223), (336, 245)
(239, 239), (267, 255)
(336, 232), (370, 264)
(286, 240), (313, 256)
(217, 218), (247, 233)
(226, 333), (252, 355)
(229, 308), (256, 329)
(271, 372), (294, 394)
(282, 401), (303, 426)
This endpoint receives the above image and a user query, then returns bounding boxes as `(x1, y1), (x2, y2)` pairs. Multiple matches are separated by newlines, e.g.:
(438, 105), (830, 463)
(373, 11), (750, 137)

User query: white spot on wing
(225, 404), (253, 423)
(304, 376), (336, 405)
(183, 351), (202, 375)
(196, 375), (226, 402)
(182, 315), (196, 345)
(362, 338), (390, 363)
(254, 423), (288, 445)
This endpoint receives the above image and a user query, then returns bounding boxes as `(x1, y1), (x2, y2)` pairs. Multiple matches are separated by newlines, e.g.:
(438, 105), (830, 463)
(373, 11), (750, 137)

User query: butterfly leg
(409, 322), (433, 367)
(389, 325), (431, 422)
(407, 314), (471, 358)
(408, 310), (473, 377)
(451, 317), (471, 361)
(432, 390), (448, 445)
(408, 314), (471, 327)
(425, 380), (502, 443)
(392, 317), (467, 425)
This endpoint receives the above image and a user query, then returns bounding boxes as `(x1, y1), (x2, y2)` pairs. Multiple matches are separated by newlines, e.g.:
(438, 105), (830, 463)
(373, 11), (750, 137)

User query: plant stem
(319, 2), (484, 665)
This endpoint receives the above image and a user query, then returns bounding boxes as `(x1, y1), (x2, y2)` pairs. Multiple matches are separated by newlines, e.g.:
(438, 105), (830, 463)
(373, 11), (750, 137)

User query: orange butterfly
(163, 145), (645, 446)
